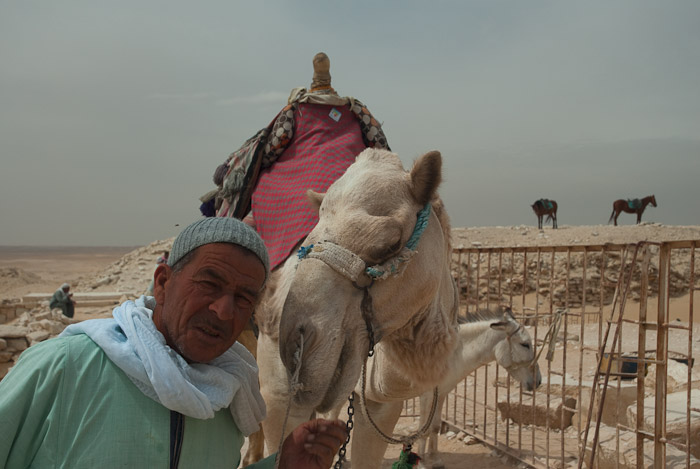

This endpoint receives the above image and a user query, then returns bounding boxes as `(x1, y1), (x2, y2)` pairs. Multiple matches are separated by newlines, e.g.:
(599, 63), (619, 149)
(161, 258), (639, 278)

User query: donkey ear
(307, 190), (325, 213)
(490, 321), (509, 331)
(410, 150), (442, 205)
(503, 307), (516, 319)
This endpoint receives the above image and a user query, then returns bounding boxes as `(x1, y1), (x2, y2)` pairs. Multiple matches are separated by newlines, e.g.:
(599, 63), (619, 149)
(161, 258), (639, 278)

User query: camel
(209, 52), (390, 465)
(416, 307), (542, 468)
(255, 148), (459, 468)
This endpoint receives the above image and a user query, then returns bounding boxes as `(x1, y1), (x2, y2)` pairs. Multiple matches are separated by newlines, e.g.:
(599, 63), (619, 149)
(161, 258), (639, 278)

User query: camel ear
(307, 190), (325, 213)
(410, 150), (442, 205)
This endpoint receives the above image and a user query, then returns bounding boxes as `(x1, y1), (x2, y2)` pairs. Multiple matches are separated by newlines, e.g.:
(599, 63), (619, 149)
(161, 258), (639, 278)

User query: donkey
(416, 307), (541, 468)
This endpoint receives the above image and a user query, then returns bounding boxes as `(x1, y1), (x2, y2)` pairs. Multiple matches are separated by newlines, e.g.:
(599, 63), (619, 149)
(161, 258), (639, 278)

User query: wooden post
(636, 246), (652, 469)
(653, 244), (670, 469)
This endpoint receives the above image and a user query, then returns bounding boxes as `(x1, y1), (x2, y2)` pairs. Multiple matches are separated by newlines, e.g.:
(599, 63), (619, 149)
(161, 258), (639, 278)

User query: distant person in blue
(0, 217), (346, 468)
(49, 282), (75, 318)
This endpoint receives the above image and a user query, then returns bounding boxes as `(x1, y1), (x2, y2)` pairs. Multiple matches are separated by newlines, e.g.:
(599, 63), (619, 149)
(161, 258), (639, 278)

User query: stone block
(497, 392), (576, 430)
(0, 351), (13, 363)
(32, 311), (51, 321)
(645, 361), (700, 393)
(26, 330), (50, 345)
(0, 338), (6, 351)
(582, 422), (700, 468)
(5, 338), (28, 352)
(571, 381), (640, 429)
(60, 315), (76, 325)
(29, 319), (65, 335)
(627, 389), (700, 459)
(0, 325), (31, 339)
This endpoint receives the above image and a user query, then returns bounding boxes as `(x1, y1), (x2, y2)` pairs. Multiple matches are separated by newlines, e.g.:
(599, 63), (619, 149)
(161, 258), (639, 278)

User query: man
(49, 282), (76, 318)
(0, 217), (346, 468)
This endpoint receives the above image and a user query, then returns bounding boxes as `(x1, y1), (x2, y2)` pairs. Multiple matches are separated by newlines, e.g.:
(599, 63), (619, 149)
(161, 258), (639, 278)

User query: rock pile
(0, 307), (77, 378)
(0, 237), (174, 380)
(453, 246), (697, 307)
(74, 238), (174, 294)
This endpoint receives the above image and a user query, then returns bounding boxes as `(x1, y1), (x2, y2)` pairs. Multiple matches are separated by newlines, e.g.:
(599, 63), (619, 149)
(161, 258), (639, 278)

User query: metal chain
(333, 392), (355, 469)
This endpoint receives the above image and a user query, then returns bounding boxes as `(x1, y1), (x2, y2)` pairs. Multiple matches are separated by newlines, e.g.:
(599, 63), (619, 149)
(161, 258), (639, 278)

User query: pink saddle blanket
(251, 103), (367, 270)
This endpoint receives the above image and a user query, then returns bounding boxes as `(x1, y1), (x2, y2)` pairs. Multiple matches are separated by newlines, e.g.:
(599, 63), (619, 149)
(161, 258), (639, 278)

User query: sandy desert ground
(1, 222), (699, 468)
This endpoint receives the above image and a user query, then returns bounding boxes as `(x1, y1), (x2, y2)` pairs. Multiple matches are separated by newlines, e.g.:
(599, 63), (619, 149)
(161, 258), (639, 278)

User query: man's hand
(278, 418), (347, 469)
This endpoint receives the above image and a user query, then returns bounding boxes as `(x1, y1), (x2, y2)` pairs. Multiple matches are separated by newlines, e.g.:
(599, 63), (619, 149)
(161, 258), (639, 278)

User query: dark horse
(531, 199), (558, 229)
(608, 194), (657, 226)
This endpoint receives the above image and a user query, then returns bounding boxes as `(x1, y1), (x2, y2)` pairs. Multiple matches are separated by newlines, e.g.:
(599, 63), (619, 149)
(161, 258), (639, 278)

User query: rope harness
(296, 203), (431, 282)
(279, 203), (437, 468)
(506, 308), (566, 374)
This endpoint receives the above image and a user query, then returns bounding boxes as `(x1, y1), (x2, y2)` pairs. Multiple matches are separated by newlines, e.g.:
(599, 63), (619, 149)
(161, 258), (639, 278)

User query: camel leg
(257, 332), (313, 455)
(242, 432), (266, 467)
(417, 391), (447, 469)
(614, 212), (619, 226)
(350, 399), (404, 469)
(637, 212), (642, 224)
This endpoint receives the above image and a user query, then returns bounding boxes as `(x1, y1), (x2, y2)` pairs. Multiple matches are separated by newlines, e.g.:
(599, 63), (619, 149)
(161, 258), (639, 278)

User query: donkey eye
(521, 343), (531, 350)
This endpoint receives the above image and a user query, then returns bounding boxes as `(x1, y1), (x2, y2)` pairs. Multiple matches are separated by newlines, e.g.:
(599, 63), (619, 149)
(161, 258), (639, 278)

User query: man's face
(152, 243), (265, 363)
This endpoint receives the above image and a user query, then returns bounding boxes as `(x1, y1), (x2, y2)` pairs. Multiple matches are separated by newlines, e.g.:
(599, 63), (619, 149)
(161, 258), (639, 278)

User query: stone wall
(0, 300), (30, 324)
(0, 308), (76, 379)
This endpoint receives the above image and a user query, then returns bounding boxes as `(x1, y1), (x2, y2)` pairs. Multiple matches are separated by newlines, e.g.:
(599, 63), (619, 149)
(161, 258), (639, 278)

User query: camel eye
(521, 342), (531, 350)
(368, 240), (403, 264)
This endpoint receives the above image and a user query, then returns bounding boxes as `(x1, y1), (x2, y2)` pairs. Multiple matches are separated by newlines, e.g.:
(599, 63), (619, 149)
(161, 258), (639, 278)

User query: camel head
(278, 148), (453, 412)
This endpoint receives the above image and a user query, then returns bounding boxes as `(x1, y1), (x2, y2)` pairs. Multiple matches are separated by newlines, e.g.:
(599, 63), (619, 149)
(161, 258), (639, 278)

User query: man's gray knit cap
(168, 217), (269, 280)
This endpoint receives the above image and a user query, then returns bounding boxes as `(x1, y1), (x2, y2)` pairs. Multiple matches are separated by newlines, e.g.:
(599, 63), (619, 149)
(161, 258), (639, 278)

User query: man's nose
(210, 294), (235, 320)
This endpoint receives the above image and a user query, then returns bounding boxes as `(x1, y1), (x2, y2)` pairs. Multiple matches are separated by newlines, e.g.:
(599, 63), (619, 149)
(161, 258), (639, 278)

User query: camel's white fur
(416, 307), (542, 469)
(255, 148), (459, 468)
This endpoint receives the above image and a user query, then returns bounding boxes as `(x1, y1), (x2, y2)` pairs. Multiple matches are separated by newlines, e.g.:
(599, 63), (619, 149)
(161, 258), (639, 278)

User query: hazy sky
(1, 1), (698, 246)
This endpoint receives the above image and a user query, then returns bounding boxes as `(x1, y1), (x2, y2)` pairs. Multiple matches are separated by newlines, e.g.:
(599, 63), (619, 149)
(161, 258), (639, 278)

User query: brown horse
(531, 199), (558, 229)
(608, 195), (657, 226)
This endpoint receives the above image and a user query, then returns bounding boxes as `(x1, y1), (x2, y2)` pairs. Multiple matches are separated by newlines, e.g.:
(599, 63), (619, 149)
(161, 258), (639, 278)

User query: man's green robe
(0, 334), (275, 468)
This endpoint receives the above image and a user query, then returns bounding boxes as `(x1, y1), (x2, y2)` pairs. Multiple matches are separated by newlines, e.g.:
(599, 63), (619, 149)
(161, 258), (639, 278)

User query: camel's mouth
(319, 341), (350, 412)
(297, 336), (351, 413)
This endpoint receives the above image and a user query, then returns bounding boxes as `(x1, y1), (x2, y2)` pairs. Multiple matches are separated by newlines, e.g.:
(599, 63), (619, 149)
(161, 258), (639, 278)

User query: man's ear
(153, 264), (171, 303)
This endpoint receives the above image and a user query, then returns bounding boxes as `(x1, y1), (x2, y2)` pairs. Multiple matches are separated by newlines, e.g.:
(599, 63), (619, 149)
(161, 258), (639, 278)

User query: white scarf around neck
(60, 296), (266, 436)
